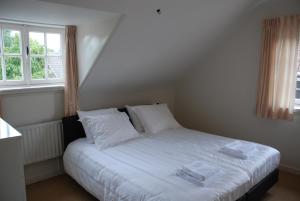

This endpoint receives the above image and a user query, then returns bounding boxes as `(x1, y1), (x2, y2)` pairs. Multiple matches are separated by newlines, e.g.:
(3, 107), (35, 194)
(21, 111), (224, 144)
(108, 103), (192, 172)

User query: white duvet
(63, 128), (280, 201)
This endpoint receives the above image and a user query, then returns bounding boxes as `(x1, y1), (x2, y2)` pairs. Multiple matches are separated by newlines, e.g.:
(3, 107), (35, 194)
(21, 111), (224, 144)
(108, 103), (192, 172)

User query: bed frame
(62, 108), (279, 201)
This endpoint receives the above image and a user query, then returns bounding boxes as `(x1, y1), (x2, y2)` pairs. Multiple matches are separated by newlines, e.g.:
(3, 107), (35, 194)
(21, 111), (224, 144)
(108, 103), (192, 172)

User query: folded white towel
(176, 161), (219, 185)
(176, 170), (204, 186)
(219, 141), (256, 160)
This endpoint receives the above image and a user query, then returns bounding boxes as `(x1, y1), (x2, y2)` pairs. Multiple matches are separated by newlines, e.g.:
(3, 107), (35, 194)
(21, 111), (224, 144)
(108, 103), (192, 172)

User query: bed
(62, 109), (280, 201)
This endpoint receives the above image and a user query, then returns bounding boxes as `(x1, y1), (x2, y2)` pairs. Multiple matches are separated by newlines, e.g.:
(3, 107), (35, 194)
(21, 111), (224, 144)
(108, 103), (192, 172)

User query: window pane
(31, 57), (45, 79)
(297, 81), (300, 89)
(46, 33), (61, 55)
(0, 36), (2, 55)
(3, 29), (21, 54)
(29, 32), (45, 55)
(5, 57), (22, 80)
(0, 57), (2, 80)
(47, 56), (63, 79)
(296, 90), (300, 99)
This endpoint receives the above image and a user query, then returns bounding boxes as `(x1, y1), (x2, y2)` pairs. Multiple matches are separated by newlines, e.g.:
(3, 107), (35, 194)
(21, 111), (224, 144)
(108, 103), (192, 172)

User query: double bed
(62, 108), (280, 201)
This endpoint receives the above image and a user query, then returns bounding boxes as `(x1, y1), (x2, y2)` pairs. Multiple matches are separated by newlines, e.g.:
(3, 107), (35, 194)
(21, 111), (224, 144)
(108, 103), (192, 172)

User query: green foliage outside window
(31, 57), (45, 79)
(0, 58), (2, 80)
(5, 57), (22, 80)
(2, 30), (22, 80)
(3, 29), (21, 54)
(1, 30), (49, 80)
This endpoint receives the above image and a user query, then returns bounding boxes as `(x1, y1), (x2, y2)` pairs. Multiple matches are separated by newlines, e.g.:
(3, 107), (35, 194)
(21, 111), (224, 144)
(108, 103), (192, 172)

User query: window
(0, 23), (65, 87)
(296, 35), (300, 107)
(296, 72), (300, 105)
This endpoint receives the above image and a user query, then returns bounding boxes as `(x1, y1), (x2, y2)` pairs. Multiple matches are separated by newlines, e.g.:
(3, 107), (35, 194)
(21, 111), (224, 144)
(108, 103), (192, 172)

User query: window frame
(27, 26), (65, 85)
(0, 23), (26, 86)
(0, 22), (65, 87)
(295, 29), (300, 109)
(295, 72), (300, 106)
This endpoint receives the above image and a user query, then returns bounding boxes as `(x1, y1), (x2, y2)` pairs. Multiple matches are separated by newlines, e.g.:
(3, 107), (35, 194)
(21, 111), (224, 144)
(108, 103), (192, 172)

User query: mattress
(63, 128), (280, 201)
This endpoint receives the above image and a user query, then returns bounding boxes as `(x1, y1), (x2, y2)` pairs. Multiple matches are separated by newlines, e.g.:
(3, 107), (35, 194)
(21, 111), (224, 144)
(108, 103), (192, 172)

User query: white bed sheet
(63, 128), (280, 201)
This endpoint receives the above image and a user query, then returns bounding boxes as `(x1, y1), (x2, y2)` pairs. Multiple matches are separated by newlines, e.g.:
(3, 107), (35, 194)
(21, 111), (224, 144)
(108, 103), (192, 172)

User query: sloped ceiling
(44, 0), (257, 92)
(0, 0), (116, 26)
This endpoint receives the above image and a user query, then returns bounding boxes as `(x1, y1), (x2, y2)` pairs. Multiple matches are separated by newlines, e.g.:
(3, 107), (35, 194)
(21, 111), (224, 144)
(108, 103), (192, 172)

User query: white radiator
(17, 120), (63, 165)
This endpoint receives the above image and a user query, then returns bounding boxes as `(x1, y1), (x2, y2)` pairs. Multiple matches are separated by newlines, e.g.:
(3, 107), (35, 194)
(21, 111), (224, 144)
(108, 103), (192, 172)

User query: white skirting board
(279, 164), (300, 175)
(24, 157), (64, 185)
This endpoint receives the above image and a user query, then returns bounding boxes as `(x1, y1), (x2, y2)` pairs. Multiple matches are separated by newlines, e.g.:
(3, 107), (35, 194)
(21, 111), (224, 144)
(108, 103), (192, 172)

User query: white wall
(2, 91), (64, 127)
(77, 17), (121, 85)
(175, 0), (300, 172)
(79, 85), (175, 112)
(45, 0), (256, 93)
(1, 91), (64, 184)
(0, 0), (116, 26)
(58, 0), (256, 119)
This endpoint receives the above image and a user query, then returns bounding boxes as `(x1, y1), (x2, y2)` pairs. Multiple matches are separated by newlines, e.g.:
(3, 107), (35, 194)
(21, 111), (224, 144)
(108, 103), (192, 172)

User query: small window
(296, 72), (300, 105)
(0, 23), (65, 87)
(296, 35), (300, 107)
(0, 26), (24, 83)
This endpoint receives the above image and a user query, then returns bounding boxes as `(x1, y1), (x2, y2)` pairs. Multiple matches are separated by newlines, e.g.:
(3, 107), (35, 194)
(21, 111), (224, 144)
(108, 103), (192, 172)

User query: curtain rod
(0, 18), (66, 29)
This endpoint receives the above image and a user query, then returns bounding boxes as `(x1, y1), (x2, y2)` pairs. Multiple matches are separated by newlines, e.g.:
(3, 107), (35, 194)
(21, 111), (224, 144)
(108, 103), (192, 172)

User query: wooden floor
(27, 171), (300, 201)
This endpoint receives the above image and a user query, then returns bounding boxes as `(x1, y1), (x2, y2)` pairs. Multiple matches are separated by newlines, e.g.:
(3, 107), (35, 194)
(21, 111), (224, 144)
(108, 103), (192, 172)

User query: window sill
(0, 84), (64, 95)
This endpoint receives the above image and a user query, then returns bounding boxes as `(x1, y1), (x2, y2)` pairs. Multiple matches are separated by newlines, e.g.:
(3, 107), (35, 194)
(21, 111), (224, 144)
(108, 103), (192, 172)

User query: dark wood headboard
(62, 108), (129, 150)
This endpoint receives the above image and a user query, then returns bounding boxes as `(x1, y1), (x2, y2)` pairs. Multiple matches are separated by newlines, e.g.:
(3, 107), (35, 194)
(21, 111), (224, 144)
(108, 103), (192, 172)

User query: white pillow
(78, 108), (119, 143)
(125, 105), (145, 133)
(134, 104), (182, 134)
(80, 113), (140, 150)
(78, 108), (119, 119)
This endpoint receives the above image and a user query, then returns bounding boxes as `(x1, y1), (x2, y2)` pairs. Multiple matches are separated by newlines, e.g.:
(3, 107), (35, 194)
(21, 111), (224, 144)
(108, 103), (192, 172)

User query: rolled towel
(219, 141), (256, 160)
(176, 161), (219, 185)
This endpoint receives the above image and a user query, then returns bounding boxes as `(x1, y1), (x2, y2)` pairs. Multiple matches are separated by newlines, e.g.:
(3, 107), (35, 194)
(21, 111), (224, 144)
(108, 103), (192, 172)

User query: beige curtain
(64, 26), (79, 117)
(256, 16), (300, 120)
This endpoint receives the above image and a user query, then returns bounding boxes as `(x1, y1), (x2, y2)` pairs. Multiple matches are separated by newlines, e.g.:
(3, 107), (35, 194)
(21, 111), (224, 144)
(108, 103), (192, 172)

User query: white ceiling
(3, 0), (260, 93)
(0, 0), (117, 26)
